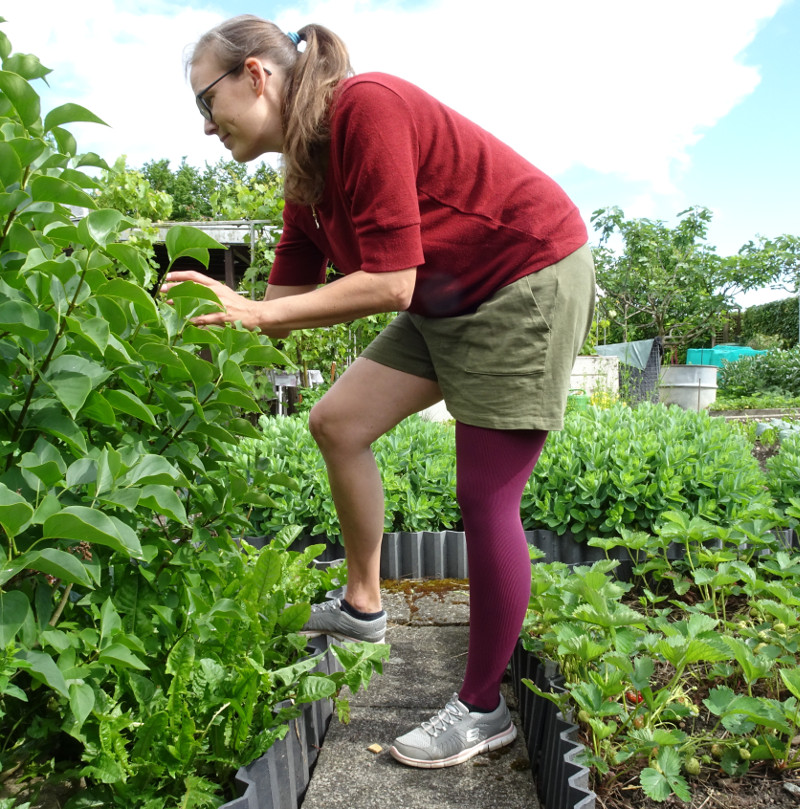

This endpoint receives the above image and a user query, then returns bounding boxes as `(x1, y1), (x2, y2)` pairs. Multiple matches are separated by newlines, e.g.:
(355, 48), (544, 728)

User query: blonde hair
(189, 15), (353, 205)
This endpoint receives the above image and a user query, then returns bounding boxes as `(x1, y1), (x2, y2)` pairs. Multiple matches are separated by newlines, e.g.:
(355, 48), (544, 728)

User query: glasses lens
(196, 95), (212, 121)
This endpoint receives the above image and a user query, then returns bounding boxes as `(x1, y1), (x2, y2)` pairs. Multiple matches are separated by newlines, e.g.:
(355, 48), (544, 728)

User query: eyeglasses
(195, 63), (273, 122)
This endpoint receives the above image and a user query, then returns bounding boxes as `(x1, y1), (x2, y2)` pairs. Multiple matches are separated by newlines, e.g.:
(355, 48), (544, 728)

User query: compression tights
(455, 421), (548, 712)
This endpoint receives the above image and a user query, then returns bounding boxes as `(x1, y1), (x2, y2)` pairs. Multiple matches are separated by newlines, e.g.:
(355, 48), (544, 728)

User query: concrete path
(301, 581), (540, 809)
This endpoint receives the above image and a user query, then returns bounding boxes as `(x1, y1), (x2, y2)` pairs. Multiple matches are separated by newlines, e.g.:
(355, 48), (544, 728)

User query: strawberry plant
(522, 516), (800, 805)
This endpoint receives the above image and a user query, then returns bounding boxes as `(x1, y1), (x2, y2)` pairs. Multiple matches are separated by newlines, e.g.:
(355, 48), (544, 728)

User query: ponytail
(282, 25), (353, 205)
(189, 16), (353, 206)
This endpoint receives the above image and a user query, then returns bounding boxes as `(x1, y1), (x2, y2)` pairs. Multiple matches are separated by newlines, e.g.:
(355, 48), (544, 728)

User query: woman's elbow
(385, 268), (416, 311)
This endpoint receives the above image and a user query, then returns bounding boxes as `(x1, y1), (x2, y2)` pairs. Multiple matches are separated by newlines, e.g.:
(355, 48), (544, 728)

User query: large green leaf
(80, 390), (116, 425)
(50, 126), (77, 157)
(165, 225), (224, 268)
(30, 176), (95, 209)
(296, 672), (337, 703)
(3, 53), (51, 81)
(242, 343), (287, 366)
(67, 315), (110, 355)
(48, 354), (111, 386)
(25, 548), (93, 587)
(20, 446), (66, 488)
(0, 482), (34, 538)
(0, 30), (11, 60)
(104, 389), (158, 426)
(212, 388), (262, 413)
(0, 590), (31, 646)
(16, 650), (69, 697)
(69, 681), (95, 730)
(0, 299), (49, 341)
(32, 410), (88, 455)
(77, 208), (127, 248)
(8, 136), (47, 167)
(0, 140), (22, 188)
(104, 243), (150, 281)
(227, 418), (262, 439)
(44, 102), (108, 132)
(98, 642), (149, 671)
(44, 373), (93, 419)
(139, 484), (188, 525)
(0, 69), (40, 128)
(0, 189), (29, 214)
(136, 341), (188, 373)
(95, 278), (158, 323)
(43, 507), (143, 559)
(246, 549), (282, 603)
(125, 454), (187, 487)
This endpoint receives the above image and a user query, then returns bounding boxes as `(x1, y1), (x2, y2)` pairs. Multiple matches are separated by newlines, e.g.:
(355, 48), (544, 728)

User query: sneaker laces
(421, 695), (465, 737)
(310, 598), (343, 614)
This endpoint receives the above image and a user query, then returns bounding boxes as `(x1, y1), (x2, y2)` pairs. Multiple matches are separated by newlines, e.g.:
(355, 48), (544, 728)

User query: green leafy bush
(713, 393), (800, 412)
(0, 27), (387, 807)
(741, 296), (799, 349)
(238, 414), (460, 538)
(717, 347), (800, 399)
(765, 432), (800, 516)
(523, 402), (771, 542)
(243, 403), (772, 544)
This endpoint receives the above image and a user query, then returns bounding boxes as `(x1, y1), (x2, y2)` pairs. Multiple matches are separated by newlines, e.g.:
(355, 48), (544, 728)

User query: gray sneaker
(299, 597), (386, 643)
(390, 693), (516, 768)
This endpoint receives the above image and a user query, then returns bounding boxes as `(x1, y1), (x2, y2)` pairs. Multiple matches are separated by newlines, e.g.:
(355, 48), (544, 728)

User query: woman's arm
(161, 267), (416, 337)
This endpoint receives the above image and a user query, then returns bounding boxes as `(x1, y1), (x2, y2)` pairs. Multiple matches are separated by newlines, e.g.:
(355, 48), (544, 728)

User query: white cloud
(1, 0), (785, 195)
(3, 0), (225, 168)
(294, 0), (782, 189)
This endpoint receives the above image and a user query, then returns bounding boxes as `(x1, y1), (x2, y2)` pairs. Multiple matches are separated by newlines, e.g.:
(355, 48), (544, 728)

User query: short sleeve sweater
(269, 73), (588, 317)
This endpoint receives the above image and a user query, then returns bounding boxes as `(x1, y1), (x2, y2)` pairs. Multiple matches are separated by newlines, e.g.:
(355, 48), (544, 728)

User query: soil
(599, 768), (800, 809)
(752, 438), (781, 472)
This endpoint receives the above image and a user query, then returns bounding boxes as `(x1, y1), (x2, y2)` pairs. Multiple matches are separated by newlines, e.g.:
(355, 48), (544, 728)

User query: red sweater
(270, 73), (587, 317)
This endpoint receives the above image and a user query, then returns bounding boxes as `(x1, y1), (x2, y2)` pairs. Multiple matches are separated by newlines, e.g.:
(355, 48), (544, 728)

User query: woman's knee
(308, 396), (340, 450)
(308, 394), (367, 455)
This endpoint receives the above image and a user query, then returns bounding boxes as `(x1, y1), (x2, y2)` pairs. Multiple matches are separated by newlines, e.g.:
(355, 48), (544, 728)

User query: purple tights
(455, 421), (548, 711)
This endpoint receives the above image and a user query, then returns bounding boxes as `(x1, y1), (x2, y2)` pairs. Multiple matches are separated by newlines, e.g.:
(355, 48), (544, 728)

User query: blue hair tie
(287, 31), (302, 46)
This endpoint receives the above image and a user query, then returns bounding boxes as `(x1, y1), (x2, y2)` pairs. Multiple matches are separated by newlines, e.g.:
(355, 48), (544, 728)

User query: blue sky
(3, 0), (797, 306)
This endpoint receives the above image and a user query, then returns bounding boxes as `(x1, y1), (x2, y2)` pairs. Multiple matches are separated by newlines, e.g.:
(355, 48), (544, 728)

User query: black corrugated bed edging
(285, 528), (633, 579)
(219, 635), (342, 809)
(511, 642), (596, 809)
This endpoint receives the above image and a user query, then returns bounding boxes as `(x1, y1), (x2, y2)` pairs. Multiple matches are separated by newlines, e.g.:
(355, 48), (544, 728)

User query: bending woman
(163, 15), (595, 769)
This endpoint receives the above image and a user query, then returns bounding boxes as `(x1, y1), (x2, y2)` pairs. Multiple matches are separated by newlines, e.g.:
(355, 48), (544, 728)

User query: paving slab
(301, 582), (540, 809)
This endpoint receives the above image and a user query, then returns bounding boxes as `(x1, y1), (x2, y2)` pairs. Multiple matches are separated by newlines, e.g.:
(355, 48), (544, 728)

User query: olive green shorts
(361, 244), (596, 431)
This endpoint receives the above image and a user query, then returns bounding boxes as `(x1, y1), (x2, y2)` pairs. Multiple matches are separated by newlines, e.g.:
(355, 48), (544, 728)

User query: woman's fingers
(160, 270), (221, 294)
(158, 271), (267, 332)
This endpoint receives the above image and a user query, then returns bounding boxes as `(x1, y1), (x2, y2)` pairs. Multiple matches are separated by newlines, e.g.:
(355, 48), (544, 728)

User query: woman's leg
(456, 421), (548, 711)
(308, 357), (442, 613)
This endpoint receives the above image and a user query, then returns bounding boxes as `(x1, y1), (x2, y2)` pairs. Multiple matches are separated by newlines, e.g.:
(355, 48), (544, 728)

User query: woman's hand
(160, 270), (272, 333)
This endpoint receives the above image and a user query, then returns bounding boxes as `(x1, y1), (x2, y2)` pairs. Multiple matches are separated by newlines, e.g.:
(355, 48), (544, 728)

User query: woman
(163, 15), (595, 769)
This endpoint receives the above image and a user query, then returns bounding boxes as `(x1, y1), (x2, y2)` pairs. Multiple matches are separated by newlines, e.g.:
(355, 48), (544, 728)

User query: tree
(736, 235), (800, 345)
(591, 206), (780, 359)
(138, 157), (283, 224)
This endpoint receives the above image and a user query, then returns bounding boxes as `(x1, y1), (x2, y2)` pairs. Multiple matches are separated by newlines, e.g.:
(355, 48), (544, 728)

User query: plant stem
(49, 582), (74, 627)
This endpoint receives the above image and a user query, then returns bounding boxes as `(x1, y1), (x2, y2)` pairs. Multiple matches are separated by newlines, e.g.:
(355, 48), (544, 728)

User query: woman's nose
(204, 118), (218, 136)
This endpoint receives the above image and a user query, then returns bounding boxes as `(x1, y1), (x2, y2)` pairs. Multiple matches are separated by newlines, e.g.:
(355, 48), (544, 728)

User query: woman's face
(190, 51), (284, 161)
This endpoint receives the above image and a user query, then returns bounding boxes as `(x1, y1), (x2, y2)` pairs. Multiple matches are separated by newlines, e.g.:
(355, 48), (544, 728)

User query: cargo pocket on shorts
(463, 269), (558, 376)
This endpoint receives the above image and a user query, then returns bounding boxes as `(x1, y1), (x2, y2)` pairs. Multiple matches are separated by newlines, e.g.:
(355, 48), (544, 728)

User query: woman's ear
(243, 57), (269, 95)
